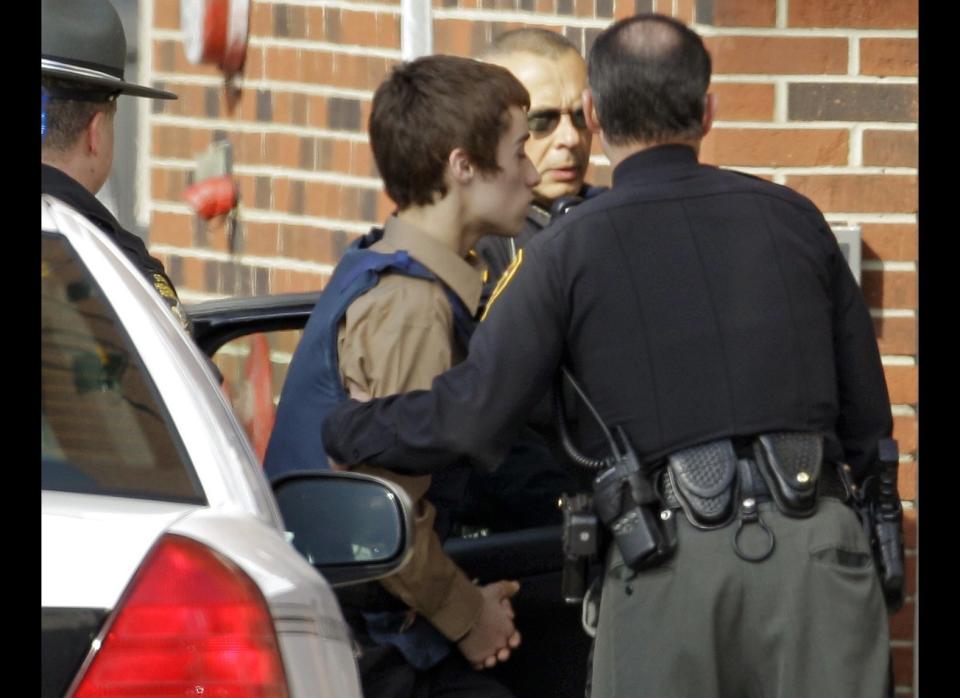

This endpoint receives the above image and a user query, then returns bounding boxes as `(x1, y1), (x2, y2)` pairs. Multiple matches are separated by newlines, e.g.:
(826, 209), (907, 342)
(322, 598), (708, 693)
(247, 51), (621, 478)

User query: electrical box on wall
(832, 226), (862, 286)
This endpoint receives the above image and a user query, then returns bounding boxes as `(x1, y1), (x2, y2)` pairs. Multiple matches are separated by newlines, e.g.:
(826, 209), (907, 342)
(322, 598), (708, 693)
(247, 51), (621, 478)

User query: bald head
(588, 13), (712, 146)
(482, 29), (593, 205)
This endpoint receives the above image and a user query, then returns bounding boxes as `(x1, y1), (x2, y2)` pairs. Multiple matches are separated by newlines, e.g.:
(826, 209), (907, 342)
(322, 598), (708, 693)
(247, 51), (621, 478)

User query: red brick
(862, 270), (917, 310)
(889, 600), (914, 641)
(861, 224), (917, 262)
(264, 47), (299, 82)
(150, 171), (165, 201)
(701, 128), (847, 167)
(613, 0), (635, 20)
(154, 0), (179, 30)
(897, 459), (917, 501)
(891, 645), (914, 688)
(435, 20), (474, 55)
(710, 83), (775, 121)
(874, 317), (916, 356)
(351, 143), (376, 178)
(711, 0), (775, 26)
(306, 98), (327, 132)
(785, 175), (917, 214)
(152, 125), (192, 160)
(182, 257), (206, 291)
(860, 38), (917, 77)
(904, 552), (917, 596)
(243, 46), (264, 81)
(676, 0), (695, 24)
(268, 133), (301, 168)
(330, 140), (352, 173)
(303, 182), (332, 218)
(862, 130), (917, 168)
(306, 7), (325, 41)
(902, 507), (917, 548)
(243, 223), (280, 257)
(790, 83), (916, 123)
(151, 212), (193, 248)
(341, 10), (379, 45)
(789, 0), (917, 29)
(882, 364), (917, 405)
(237, 176), (257, 211)
(273, 91), (293, 125)
(705, 36), (847, 75)
(205, 219), (232, 254)
(376, 190), (395, 221)
(249, 1), (273, 36)
(377, 14), (401, 48)
(893, 415), (917, 456)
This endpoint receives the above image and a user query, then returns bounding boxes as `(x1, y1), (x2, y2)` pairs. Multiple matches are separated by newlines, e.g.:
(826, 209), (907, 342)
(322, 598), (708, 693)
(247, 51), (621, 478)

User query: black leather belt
(657, 458), (847, 511)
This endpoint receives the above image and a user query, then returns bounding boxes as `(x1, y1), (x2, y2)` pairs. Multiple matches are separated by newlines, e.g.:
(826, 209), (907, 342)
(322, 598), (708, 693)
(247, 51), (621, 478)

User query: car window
(212, 325), (574, 536)
(41, 232), (204, 504)
(213, 330), (302, 463)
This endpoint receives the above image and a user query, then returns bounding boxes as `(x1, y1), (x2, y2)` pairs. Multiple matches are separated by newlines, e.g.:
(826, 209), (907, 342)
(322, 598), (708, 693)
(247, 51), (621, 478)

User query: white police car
(41, 194), (413, 698)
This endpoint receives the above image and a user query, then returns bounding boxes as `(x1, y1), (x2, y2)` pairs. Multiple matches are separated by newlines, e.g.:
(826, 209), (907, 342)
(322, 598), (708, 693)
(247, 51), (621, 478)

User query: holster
(752, 432), (823, 518)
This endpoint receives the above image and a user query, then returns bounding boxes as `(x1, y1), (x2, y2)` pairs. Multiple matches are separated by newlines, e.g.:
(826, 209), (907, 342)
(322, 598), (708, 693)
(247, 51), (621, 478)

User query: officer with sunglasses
(475, 29), (607, 297)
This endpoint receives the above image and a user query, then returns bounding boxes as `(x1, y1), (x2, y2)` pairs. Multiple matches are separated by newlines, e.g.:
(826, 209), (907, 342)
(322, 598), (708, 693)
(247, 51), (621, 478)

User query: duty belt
(656, 457), (847, 511)
(652, 433), (850, 562)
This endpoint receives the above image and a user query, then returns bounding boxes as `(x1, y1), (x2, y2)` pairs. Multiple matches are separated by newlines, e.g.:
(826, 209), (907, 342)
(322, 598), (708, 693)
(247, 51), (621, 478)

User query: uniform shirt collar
(380, 215), (484, 316)
(611, 144), (701, 189)
(41, 163), (122, 233)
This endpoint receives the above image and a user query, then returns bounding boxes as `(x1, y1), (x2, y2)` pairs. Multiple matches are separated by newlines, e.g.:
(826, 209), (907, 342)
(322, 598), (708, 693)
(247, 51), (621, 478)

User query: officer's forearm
(322, 392), (507, 474)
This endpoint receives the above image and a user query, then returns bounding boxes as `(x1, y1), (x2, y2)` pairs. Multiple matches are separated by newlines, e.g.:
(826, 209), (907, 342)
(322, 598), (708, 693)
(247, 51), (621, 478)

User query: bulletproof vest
(263, 229), (475, 536)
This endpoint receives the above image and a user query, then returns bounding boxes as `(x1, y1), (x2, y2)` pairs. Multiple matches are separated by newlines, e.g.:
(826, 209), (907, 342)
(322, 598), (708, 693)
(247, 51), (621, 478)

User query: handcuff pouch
(752, 432), (823, 517)
(666, 439), (738, 529)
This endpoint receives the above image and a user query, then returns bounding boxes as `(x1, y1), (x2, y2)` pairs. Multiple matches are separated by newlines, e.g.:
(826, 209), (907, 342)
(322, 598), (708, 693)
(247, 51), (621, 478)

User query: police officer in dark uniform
(321, 14), (895, 698)
(41, 0), (188, 330)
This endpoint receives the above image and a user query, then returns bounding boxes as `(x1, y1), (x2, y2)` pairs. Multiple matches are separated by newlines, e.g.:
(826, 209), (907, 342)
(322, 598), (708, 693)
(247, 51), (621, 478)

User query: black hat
(41, 0), (176, 100)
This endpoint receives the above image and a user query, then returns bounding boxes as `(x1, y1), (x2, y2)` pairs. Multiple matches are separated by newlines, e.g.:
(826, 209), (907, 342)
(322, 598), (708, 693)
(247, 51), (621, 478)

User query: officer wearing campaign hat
(42, 0), (189, 330)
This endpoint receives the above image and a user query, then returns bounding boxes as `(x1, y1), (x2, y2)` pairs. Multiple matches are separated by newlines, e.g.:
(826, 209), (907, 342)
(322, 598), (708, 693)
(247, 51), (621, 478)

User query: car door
(188, 293), (593, 698)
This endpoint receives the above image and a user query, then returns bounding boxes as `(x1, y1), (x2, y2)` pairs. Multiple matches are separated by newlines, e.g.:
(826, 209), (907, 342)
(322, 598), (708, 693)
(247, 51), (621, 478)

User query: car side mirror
(272, 470), (413, 586)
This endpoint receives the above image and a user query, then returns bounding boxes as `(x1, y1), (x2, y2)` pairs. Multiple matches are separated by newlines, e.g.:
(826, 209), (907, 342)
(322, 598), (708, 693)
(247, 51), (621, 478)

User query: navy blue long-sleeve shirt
(322, 145), (892, 480)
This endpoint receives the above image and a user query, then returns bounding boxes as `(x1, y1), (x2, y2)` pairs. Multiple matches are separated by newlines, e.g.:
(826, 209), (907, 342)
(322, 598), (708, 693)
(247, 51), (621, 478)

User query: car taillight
(72, 533), (289, 697)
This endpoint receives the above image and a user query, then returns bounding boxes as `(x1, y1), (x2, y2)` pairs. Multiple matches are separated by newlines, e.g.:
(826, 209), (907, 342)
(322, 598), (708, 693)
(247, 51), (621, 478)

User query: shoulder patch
(151, 273), (179, 301)
(480, 248), (523, 322)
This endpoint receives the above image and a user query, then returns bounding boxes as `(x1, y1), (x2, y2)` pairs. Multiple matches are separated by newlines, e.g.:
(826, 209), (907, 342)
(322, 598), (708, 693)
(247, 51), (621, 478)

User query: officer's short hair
(481, 28), (581, 60)
(588, 14), (711, 146)
(42, 76), (117, 154)
(369, 55), (530, 210)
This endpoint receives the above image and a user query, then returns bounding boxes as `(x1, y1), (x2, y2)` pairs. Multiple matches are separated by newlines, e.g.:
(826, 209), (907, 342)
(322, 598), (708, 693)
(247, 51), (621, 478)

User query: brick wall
(141, 0), (918, 692)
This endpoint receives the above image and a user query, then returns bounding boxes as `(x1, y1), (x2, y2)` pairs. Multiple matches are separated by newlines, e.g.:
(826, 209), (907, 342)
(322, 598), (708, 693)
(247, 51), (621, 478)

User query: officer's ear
(702, 93), (717, 138)
(86, 109), (110, 158)
(448, 147), (475, 185)
(582, 89), (602, 134)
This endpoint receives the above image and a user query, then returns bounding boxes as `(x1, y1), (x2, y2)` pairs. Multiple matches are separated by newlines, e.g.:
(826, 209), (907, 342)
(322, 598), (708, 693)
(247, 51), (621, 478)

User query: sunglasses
(527, 107), (588, 135)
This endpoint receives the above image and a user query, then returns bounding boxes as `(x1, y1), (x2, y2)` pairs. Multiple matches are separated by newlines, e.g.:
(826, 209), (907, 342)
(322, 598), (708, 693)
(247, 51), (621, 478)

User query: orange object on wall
(182, 175), (237, 220)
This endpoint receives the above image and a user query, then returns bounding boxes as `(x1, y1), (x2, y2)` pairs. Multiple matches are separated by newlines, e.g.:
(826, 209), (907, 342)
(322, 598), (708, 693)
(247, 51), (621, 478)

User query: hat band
(41, 55), (125, 82)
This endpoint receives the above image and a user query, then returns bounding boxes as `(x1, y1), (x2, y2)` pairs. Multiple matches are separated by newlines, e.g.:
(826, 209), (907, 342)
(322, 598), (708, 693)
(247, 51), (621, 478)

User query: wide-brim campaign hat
(41, 0), (176, 100)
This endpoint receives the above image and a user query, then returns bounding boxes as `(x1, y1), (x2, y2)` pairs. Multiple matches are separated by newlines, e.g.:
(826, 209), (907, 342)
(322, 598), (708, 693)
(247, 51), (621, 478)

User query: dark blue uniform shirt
(322, 145), (892, 480)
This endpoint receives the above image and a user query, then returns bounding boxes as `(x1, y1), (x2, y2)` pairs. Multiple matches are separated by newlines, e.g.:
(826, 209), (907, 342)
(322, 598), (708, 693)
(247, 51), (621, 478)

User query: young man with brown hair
(264, 55), (540, 697)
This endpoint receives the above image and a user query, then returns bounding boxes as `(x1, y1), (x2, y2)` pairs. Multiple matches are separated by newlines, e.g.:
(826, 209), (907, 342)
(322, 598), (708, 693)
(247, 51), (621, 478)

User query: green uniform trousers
(590, 498), (891, 698)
